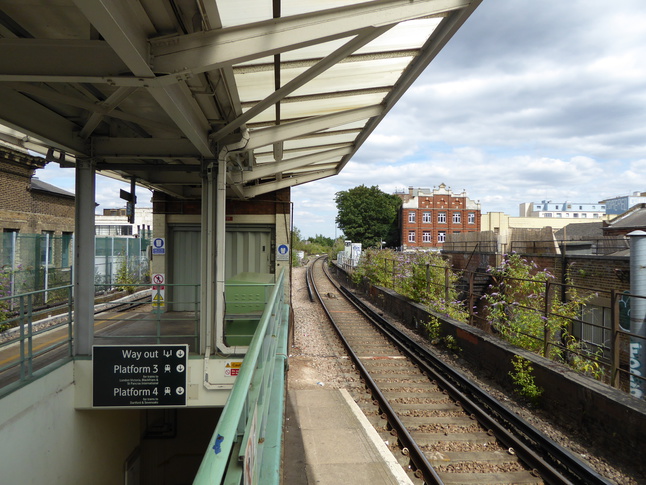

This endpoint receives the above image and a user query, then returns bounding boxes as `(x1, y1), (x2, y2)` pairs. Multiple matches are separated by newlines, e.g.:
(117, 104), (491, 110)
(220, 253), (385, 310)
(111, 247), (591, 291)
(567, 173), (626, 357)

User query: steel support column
(74, 159), (96, 356)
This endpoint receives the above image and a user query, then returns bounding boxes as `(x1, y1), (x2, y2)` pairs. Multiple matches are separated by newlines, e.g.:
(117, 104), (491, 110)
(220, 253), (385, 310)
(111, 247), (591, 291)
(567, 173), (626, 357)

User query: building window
(582, 213), (587, 218)
(408, 211), (416, 223)
(422, 231), (431, 243)
(438, 212), (446, 224)
(593, 214), (599, 218)
(573, 213), (579, 218)
(468, 212), (475, 224)
(556, 213), (562, 217)
(422, 212), (431, 223)
(437, 231), (446, 243)
(544, 213), (553, 218)
(453, 213), (461, 223)
(62, 232), (73, 268)
(408, 231), (416, 243)
(95, 225), (133, 236)
(2, 229), (18, 267)
(41, 230), (55, 266)
(576, 305), (611, 356)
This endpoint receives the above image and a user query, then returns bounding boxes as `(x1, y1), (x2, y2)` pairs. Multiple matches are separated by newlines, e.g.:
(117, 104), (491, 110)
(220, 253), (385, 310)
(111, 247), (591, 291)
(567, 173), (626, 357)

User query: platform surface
(282, 387), (412, 485)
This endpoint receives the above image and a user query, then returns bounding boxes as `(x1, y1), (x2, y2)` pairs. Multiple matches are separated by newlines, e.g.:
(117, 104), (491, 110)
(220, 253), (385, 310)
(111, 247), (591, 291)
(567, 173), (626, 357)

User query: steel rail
(338, 284), (613, 485)
(313, 257), (443, 484)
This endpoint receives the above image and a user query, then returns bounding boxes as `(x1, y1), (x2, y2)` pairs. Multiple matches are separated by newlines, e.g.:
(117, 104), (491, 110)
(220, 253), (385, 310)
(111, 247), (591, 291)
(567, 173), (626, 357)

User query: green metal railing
(194, 269), (289, 485)
(93, 283), (201, 351)
(0, 285), (74, 397)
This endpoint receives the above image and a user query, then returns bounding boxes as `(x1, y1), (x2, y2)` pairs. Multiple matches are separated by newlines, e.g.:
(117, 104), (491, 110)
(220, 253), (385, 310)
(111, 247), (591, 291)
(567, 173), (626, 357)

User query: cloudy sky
(37, 0), (646, 238)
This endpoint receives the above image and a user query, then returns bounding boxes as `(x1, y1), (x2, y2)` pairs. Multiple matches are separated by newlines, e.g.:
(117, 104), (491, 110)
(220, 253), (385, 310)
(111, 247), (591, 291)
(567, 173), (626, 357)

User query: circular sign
(278, 244), (289, 255)
(152, 273), (165, 284)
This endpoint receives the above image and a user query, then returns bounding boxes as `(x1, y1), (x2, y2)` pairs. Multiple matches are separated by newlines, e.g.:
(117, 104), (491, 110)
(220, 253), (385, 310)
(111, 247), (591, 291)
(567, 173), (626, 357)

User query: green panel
(224, 319), (259, 346)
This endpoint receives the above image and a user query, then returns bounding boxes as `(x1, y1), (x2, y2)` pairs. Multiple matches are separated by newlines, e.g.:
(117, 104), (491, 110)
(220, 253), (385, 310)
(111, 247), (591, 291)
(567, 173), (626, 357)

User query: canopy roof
(0, 0), (481, 199)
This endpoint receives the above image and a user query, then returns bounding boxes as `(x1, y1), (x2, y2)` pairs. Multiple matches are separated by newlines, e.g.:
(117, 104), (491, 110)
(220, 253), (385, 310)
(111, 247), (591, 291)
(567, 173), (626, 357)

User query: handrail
(193, 268), (288, 485)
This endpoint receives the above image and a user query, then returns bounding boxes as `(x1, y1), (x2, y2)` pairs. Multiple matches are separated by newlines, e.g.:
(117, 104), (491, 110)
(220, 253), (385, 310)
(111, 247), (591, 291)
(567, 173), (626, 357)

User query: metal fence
(350, 253), (645, 398)
(1, 232), (150, 307)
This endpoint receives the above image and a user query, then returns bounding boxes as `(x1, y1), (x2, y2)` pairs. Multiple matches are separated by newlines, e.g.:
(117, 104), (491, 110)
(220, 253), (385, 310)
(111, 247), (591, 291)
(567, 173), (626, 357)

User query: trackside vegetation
(349, 249), (607, 394)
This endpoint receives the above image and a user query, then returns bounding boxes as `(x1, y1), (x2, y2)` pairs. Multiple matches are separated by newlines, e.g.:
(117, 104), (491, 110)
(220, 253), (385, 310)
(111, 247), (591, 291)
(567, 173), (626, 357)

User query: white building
(95, 207), (153, 237)
(519, 201), (606, 219)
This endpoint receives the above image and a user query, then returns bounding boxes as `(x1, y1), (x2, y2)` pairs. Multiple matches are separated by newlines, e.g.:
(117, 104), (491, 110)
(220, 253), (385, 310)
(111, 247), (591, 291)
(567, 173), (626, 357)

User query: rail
(193, 268), (289, 485)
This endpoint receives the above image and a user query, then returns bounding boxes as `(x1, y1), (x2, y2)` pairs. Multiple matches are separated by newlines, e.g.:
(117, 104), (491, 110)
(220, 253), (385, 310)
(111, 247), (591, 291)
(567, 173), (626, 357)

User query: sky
(36, 0), (646, 238)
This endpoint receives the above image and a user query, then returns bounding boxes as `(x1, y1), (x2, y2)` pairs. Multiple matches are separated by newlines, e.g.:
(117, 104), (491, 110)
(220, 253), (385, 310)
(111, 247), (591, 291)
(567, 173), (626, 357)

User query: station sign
(152, 237), (165, 255)
(276, 243), (290, 261)
(93, 345), (188, 407)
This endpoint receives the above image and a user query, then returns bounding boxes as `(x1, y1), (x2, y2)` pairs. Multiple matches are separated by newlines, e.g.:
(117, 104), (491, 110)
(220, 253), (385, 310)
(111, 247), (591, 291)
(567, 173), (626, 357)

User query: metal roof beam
(246, 105), (383, 151)
(151, 0), (470, 75)
(210, 26), (391, 142)
(92, 137), (202, 158)
(0, 85), (87, 154)
(240, 169), (337, 199)
(73, 0), (213, 157)
(0, 38), (127, 78)
(230, 146), (352, 183)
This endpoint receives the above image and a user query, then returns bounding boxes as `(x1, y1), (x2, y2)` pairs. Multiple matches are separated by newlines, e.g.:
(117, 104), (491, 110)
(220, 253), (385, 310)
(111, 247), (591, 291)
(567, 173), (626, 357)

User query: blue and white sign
(276, 244), (289, 261)
(152, 238), (166, 255)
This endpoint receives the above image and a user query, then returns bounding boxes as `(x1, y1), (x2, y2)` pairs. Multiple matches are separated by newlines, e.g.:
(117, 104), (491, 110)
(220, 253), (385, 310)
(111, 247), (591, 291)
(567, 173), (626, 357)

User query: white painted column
(74, 159), (96, 356)
(628, 230), (646, 399)
(200, 163), (216, 354)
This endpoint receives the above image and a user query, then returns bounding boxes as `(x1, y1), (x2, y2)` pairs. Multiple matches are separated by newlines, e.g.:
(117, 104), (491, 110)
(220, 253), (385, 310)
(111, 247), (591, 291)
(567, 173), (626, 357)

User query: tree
(335, 185), (401, 248)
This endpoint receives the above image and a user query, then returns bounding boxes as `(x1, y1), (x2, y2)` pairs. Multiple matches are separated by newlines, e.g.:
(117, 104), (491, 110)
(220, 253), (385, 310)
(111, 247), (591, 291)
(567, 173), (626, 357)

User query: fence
(1, 232), (150, 307)
(352, 252), (645, 398)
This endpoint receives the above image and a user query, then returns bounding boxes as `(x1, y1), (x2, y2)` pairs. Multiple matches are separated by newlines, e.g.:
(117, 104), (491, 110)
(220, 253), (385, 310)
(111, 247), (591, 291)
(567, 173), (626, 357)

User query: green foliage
(335, 185), (401, 248)
(509, 355), (543, 403)
(116, 254), (137, 294)
(353, 249), (468, 321)
(0, 268), (11, 329)
(485, 253), (602, 380)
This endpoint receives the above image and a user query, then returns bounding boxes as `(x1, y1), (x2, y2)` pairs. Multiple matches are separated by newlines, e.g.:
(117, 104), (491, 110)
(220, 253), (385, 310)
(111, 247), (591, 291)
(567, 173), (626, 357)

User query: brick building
(396, 184), (481, 249)
(0, 145), (75, 236)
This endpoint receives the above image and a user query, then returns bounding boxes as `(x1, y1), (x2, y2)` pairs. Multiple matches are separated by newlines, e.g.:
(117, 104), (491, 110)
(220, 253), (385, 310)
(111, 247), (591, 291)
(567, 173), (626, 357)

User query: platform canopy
(0, 0), (481, 200)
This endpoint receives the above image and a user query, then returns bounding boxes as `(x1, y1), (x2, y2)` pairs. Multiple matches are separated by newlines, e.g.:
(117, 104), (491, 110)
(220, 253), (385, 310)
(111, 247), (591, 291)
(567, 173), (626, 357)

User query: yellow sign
(225, 361), (242, 377)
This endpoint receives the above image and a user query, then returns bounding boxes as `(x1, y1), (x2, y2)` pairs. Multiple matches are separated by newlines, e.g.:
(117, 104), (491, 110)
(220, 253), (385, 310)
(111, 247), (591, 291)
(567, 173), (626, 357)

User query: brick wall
(0, 151), (75, 235)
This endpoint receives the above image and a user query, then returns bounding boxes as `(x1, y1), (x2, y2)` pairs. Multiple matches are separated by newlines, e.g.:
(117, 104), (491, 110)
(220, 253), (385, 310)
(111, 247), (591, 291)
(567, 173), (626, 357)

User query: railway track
(307, 256), (611, 485)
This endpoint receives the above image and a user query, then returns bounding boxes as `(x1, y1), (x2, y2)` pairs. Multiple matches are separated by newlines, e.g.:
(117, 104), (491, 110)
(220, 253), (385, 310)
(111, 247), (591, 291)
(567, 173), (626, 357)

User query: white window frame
(408, 211), (416, 223)
(422, 212), (431, 223)
(438, 212), (446, 224)
(453, 212), (461, 223)
(408, 231), (416, 243)
(437, 231), (446, 243)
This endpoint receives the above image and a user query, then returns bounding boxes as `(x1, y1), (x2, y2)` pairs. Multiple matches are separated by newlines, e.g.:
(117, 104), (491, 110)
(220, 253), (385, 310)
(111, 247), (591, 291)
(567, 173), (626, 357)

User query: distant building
(395, 184), (481, 249)
(95, 207), (153, 238)
(603, 203), (646, 237)
(519, 200), (606, 219)
(600, 192), (646, 215)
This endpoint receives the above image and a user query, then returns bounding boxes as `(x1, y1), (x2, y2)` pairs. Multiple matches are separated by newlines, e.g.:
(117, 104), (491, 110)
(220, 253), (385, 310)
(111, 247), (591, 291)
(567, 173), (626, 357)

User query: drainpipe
(203, 129), (249, 387)
(628, 230), (646, 399)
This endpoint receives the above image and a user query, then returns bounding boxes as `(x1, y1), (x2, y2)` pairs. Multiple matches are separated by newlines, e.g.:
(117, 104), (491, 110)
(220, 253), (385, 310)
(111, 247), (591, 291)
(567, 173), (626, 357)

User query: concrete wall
(331, 264), (646, 470)
(0, 363), (140, 485)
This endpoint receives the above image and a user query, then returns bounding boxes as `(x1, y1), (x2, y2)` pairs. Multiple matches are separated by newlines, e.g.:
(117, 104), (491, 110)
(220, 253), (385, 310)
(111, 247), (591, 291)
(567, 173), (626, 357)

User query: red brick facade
(397, 184), (481, 249)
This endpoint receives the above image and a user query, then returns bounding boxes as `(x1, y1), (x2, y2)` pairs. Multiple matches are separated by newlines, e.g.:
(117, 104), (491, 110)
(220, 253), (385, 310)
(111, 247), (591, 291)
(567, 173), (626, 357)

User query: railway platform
(282, 383), (412, 485)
